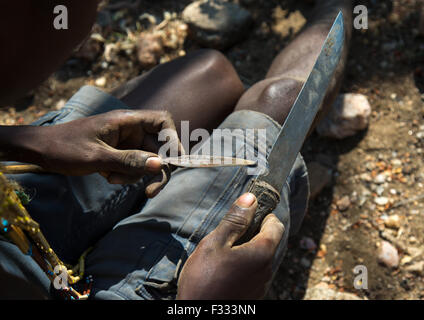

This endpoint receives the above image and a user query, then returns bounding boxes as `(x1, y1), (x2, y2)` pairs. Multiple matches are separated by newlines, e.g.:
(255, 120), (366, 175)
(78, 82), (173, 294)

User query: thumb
(213, 193), (258, 247)
(106, 149), (163, 176)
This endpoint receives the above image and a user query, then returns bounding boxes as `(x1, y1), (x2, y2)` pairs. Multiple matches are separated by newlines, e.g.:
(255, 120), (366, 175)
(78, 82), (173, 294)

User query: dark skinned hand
(32, 109), (183, 197)
(177, 193), (285, 300)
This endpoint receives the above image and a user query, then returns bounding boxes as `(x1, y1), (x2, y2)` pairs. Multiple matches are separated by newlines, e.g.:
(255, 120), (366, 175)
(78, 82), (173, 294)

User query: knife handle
(235, 179), (281, 245)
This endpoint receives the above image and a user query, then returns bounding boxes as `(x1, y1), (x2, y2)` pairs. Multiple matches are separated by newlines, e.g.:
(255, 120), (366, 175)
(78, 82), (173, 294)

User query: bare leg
(112, 0), (352, 140)
(112, 49), (245, 136)
(235, 0), (353, 126)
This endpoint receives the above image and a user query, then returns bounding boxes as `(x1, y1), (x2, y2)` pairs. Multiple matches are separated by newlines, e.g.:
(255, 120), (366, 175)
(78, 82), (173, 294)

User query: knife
(237, 12), (345, 243)
(1, 155), (256, 174)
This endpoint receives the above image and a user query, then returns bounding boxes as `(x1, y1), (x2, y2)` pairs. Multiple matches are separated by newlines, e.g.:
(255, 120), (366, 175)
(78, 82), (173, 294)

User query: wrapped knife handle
(235, 179), (281, 245)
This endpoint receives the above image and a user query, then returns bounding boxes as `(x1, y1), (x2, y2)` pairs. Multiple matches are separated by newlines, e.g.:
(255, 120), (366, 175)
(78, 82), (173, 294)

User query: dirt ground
(1, 0), (423, 299)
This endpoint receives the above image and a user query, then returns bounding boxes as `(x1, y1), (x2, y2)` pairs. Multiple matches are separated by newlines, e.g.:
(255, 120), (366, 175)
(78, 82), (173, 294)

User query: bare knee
(235, 77), (304, 124)
(190, 49), (244, 91)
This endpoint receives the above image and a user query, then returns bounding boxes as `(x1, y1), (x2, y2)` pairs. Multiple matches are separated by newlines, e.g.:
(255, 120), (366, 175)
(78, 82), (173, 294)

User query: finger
(144, 165), (172, 198)
(213, 193), (258, 247)
(106, 149), (163, 176)
(247, 214), (285, 255)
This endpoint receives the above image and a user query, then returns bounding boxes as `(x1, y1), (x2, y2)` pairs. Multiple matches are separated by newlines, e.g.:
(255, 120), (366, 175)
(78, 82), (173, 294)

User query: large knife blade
(239, 12), (345, 243)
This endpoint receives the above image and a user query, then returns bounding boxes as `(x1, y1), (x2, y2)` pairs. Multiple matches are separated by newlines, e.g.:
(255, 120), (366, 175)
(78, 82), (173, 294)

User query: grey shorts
(0, 85), (309, 300)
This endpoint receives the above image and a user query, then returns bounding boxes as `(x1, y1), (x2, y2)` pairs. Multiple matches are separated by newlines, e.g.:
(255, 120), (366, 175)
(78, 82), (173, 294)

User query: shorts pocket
(134, 241), (186, 300)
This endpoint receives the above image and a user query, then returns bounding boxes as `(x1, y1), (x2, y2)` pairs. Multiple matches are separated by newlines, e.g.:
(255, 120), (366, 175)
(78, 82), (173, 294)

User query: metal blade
(259, 11), (345, 193)
(162, 155), (257, 168)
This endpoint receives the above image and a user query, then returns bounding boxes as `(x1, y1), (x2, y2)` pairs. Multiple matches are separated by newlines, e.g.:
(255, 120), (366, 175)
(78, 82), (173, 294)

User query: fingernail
(145, 157), (162, 170)
(236, 193), (256, 208)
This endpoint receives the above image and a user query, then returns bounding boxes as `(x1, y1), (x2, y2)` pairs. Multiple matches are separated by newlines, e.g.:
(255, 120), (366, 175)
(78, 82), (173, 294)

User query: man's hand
(177, 193), (285, 300)
(3, 109), (182, 197)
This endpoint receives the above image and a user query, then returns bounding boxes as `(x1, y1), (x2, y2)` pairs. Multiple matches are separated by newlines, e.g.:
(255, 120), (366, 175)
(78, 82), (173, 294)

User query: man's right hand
(177, 193), (285, 300)
(0, 109), (183, 198)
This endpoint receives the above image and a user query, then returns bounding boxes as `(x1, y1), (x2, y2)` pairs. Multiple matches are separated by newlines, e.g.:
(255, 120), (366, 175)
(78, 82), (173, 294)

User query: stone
(405, 261), (424, 275)
(409, 236), (418, 244)
(136, 32), (164, 69)
(182, 0), (253, 49)
(317, 93), (371, 139)
(374, 173), (386, 185)
(54, 99), (66, 111)
(103, 43), (119, 63)
(360, 173), (372, 182)
(384, 215), (401, 229)
(374, 197), (389, 206)
(400, 255), (413, 266)
(376, 186), (385, 196)
(420, 1), (424, 36)
(304, 283), (362, 300)
(391, 159), (402, 167)
(336, 196), (351, 212)
(377, 241), (399, 268)
(95, 76), (107, 87)
(306, 162), (332, 199)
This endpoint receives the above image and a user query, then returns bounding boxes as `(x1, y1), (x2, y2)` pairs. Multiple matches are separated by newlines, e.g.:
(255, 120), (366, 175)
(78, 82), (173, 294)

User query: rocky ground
(1, 0), (423, 300)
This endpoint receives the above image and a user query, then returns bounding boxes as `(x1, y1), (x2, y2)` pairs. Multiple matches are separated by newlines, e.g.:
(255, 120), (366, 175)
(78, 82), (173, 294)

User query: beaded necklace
(0, 171), (92, 300)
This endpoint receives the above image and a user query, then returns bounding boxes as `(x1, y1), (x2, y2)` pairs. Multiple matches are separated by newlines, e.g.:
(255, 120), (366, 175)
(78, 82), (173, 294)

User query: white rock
(336, 196), (351, 211)
(54, 99), (66, 111)
(182, 0), (252, 49)
(317, 93), (372, 139)
(409, 236), (418, 244)
(405, 261), (424, 275)
(384, 215), (401, 229)
(374, 173), (386, 184)
(375, 197), (389, 206)
(416, 132), (424, 139)
(391, 159), (402, 167)
(95, 76), (107, 87)
(377, 241), (399, 268)
(376, 186), (385, 196)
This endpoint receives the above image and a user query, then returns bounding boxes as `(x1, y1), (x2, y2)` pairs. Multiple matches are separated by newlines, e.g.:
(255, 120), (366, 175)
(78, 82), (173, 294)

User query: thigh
(235, 76), (304, 125)
(112, 49), (245, 136)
